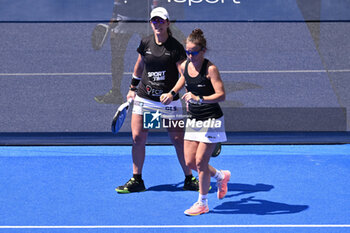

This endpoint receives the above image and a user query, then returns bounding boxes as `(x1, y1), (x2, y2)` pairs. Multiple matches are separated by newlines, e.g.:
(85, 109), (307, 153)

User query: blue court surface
(1, 144), (350, 233)
(1, 1), (350, 232)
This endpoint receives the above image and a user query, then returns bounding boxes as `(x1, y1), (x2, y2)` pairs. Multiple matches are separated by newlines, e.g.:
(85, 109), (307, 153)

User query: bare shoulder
(179, 59), (187, 72)
(207, 60), (219, 77)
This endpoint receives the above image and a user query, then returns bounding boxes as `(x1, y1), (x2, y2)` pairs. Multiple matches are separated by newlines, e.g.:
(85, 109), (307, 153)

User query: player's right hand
(126, 90), (137, 101)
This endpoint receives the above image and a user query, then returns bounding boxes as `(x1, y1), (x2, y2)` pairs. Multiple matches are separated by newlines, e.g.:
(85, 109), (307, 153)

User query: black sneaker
(183, 176), (199, 191)
(115, 178), (146, 193)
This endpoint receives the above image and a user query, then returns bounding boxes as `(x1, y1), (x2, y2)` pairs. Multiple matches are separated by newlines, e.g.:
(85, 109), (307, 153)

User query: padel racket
(91, 23), (110, 50)
(111, 99), (133, 134)
(211, 142), (222, 157)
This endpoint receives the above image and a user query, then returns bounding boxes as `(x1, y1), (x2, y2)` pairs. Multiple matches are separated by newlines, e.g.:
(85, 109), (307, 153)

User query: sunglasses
(151, 18), (166, 24)
(185, 49), (202, 56)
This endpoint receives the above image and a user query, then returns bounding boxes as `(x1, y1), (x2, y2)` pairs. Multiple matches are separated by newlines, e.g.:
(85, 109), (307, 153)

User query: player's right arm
(127, 54), (144, 100)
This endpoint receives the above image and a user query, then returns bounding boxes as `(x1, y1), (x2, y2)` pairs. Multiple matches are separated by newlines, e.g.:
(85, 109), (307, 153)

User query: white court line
(0, 69), (350, 76)
(1, 225), (350, 229)
(220, 69), (350, 74)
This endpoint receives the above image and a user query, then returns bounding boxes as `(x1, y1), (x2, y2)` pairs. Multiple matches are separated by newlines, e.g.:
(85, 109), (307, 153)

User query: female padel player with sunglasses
(161, 28), (230, 216)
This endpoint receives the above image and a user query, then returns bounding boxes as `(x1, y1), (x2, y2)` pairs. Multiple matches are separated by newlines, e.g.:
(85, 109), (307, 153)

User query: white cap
(150, 7), (169, 20)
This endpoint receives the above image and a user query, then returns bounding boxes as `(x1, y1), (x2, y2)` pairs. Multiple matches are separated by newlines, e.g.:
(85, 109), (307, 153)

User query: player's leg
(167, 124), (199, 191)
(116, 113), (148, 193)
(131, 113), (148, 175)
(183, 139), (198, 171)
(207, 149), (231, 200)
(184, 142), (214, 215)
(204, 116), (230, 199)
(167, 123), (187, 174)
(196, 142), (216, 195)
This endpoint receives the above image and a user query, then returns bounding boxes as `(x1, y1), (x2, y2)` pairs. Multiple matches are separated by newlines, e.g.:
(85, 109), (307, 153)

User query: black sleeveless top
(184, 59), (223, 120)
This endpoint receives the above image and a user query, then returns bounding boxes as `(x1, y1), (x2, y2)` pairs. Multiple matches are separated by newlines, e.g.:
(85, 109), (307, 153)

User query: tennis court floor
(1, 144), (349, 233)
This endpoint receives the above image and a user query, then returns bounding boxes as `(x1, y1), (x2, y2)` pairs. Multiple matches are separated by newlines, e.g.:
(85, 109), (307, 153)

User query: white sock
(213, 169), (224, 181)
(198, 194), (208, 205)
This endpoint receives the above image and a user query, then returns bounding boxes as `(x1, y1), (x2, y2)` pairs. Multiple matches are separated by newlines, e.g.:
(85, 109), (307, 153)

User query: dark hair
(167, 21), (172, 36)
(187, 28), (206, 49)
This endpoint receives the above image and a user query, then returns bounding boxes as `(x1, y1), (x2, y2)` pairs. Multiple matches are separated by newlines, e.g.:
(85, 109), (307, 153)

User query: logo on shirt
(148, 71), (166, 81)
(146, 85), (163, 97)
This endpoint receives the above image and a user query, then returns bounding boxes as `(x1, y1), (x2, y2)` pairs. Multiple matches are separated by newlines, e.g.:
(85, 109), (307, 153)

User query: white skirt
(184, 116), (227, 143)
(132, 95), (184, 120)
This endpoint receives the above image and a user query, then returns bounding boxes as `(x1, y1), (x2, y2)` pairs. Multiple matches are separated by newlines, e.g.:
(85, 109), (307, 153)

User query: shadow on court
(212, 196), (309, 215)
(146, 182), (274, 195)
(147, 181), (184, 192)
(146, 182), (308, 216)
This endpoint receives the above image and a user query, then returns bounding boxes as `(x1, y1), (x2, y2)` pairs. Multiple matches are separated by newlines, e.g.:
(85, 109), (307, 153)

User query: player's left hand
(160, 93), (173, 105)
(182, 92), (198, 104)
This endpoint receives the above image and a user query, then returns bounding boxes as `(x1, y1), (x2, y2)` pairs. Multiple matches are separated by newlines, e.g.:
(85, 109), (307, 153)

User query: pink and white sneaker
(184, 202), (209, 216)
(217, 170), (231, 199)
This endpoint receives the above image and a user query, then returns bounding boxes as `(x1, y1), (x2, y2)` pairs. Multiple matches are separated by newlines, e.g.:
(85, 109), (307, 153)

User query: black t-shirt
(137, 35), (186, 102)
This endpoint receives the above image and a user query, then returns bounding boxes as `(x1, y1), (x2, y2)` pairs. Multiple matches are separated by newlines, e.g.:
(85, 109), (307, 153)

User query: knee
(196, 158), (208, 172)
(185, 157), (197, 171)
(170, 134), (184, 147)
(132, 133), (146, 146)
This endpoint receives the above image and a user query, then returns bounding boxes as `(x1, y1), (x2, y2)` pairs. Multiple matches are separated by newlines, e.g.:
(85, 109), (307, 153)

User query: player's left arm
(160, 59), (186, 105)
(201, 62), (225, 103)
